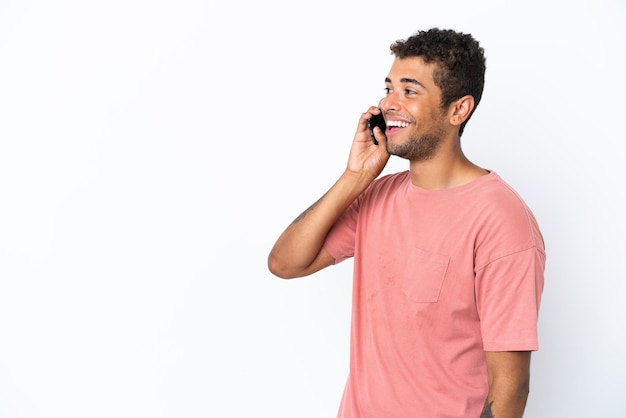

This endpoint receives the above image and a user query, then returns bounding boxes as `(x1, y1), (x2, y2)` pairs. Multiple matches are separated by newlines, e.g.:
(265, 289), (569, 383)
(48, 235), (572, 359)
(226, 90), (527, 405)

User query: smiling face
(379, 57), (450, 162)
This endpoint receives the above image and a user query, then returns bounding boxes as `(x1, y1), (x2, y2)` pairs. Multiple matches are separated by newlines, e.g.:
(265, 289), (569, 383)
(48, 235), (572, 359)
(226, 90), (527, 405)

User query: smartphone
(368, 112), (386, 145)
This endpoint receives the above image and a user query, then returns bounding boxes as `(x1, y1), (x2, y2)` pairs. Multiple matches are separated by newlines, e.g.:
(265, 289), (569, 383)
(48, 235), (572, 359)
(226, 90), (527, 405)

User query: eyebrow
(385, 77), (426, 89)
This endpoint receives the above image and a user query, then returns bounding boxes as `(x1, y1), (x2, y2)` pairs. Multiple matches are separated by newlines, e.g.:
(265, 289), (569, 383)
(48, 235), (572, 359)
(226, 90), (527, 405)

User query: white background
(1, 0), (625, 417)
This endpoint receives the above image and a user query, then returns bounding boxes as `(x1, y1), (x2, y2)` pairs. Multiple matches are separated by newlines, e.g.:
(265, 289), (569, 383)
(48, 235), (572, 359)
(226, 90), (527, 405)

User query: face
(379, 57), (448, 161)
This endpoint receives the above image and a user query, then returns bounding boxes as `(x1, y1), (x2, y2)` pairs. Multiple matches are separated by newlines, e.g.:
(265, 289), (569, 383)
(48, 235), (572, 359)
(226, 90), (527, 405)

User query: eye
(405, 89), (417, 95)
(384, 87), (391, 94)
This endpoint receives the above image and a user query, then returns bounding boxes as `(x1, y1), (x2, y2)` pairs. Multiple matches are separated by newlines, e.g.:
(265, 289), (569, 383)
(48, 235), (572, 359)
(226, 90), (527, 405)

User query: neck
(408, 146), (487, 190)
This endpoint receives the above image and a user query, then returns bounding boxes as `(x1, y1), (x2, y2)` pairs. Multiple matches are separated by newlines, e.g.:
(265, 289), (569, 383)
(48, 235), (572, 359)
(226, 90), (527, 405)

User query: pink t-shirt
(324, 170), (545, 418)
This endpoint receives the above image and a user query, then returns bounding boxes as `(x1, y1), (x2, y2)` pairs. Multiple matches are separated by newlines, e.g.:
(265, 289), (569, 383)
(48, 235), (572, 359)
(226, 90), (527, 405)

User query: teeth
(387, 120), (409, 128)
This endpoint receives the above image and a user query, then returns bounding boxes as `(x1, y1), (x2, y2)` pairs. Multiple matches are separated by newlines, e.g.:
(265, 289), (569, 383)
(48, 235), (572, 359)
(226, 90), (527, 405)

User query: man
(268, 28), (545, 418)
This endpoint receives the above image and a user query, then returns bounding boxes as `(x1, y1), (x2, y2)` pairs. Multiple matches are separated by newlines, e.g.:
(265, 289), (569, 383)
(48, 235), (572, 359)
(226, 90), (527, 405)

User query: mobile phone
(368, 112), (386, 145)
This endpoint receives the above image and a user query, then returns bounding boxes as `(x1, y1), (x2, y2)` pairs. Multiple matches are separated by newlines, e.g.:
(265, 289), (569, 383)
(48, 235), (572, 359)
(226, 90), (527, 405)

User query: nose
(379, 92), (399, 113)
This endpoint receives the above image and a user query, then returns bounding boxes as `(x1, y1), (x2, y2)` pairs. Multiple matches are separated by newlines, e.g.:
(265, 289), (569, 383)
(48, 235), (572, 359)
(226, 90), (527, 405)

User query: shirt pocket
(401, 248), (450, 303)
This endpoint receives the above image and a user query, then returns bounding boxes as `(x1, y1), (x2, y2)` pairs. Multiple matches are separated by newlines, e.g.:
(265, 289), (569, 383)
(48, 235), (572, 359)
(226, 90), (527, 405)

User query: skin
(381, 57), (487, 189)
(482, 351), (531, 418)
(268, 56), (531, 418)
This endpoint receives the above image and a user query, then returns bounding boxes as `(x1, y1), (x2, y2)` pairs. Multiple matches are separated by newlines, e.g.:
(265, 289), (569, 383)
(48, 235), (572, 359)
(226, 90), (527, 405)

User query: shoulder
(476, 172), (545, 254)
(353, 171), (410, 209)
(364, 170), (409, 195)
(477, 172), (535, 216)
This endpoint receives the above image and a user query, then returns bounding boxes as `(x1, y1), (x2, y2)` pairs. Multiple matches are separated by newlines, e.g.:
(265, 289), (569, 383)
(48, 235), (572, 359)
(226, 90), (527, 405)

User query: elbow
(267, 252), (298, 279)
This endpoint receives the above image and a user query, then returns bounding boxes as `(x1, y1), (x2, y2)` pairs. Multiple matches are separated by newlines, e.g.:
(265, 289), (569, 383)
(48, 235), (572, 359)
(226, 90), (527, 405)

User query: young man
(268, 28), (545, 418)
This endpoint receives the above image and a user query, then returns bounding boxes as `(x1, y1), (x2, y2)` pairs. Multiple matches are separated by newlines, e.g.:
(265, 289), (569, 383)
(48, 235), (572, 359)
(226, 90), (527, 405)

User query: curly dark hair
(390, 28), (486, 136)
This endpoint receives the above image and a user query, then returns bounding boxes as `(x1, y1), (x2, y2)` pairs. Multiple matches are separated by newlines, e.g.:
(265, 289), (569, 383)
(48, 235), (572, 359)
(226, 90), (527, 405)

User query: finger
(373, 126), (387, 146)
(370, 106), (382, 115)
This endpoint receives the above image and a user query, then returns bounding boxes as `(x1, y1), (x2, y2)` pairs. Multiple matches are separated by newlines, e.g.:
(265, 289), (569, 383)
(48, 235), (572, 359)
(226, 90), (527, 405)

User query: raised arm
(267, 107), (389, 279)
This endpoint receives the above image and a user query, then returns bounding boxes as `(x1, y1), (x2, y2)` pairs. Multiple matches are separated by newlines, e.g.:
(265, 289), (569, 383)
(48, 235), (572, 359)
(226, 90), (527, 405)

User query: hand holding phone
(368, 112), (386, 145)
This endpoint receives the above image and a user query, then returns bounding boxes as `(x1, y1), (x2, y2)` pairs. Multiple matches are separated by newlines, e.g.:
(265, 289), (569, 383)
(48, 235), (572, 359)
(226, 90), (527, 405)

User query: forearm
(268, 170), (373, 278)
(480, 386), (528, 418)
(481, 351), (531, 418)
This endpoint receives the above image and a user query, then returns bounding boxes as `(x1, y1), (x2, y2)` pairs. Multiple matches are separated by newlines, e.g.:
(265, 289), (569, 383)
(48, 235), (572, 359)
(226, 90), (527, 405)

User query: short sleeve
(475, 246), (546, 351)
(323, 199), (360, 264)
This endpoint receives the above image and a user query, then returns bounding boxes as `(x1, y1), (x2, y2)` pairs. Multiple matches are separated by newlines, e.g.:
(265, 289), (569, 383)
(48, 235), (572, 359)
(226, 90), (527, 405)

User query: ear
(448, 95), (475, 127)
